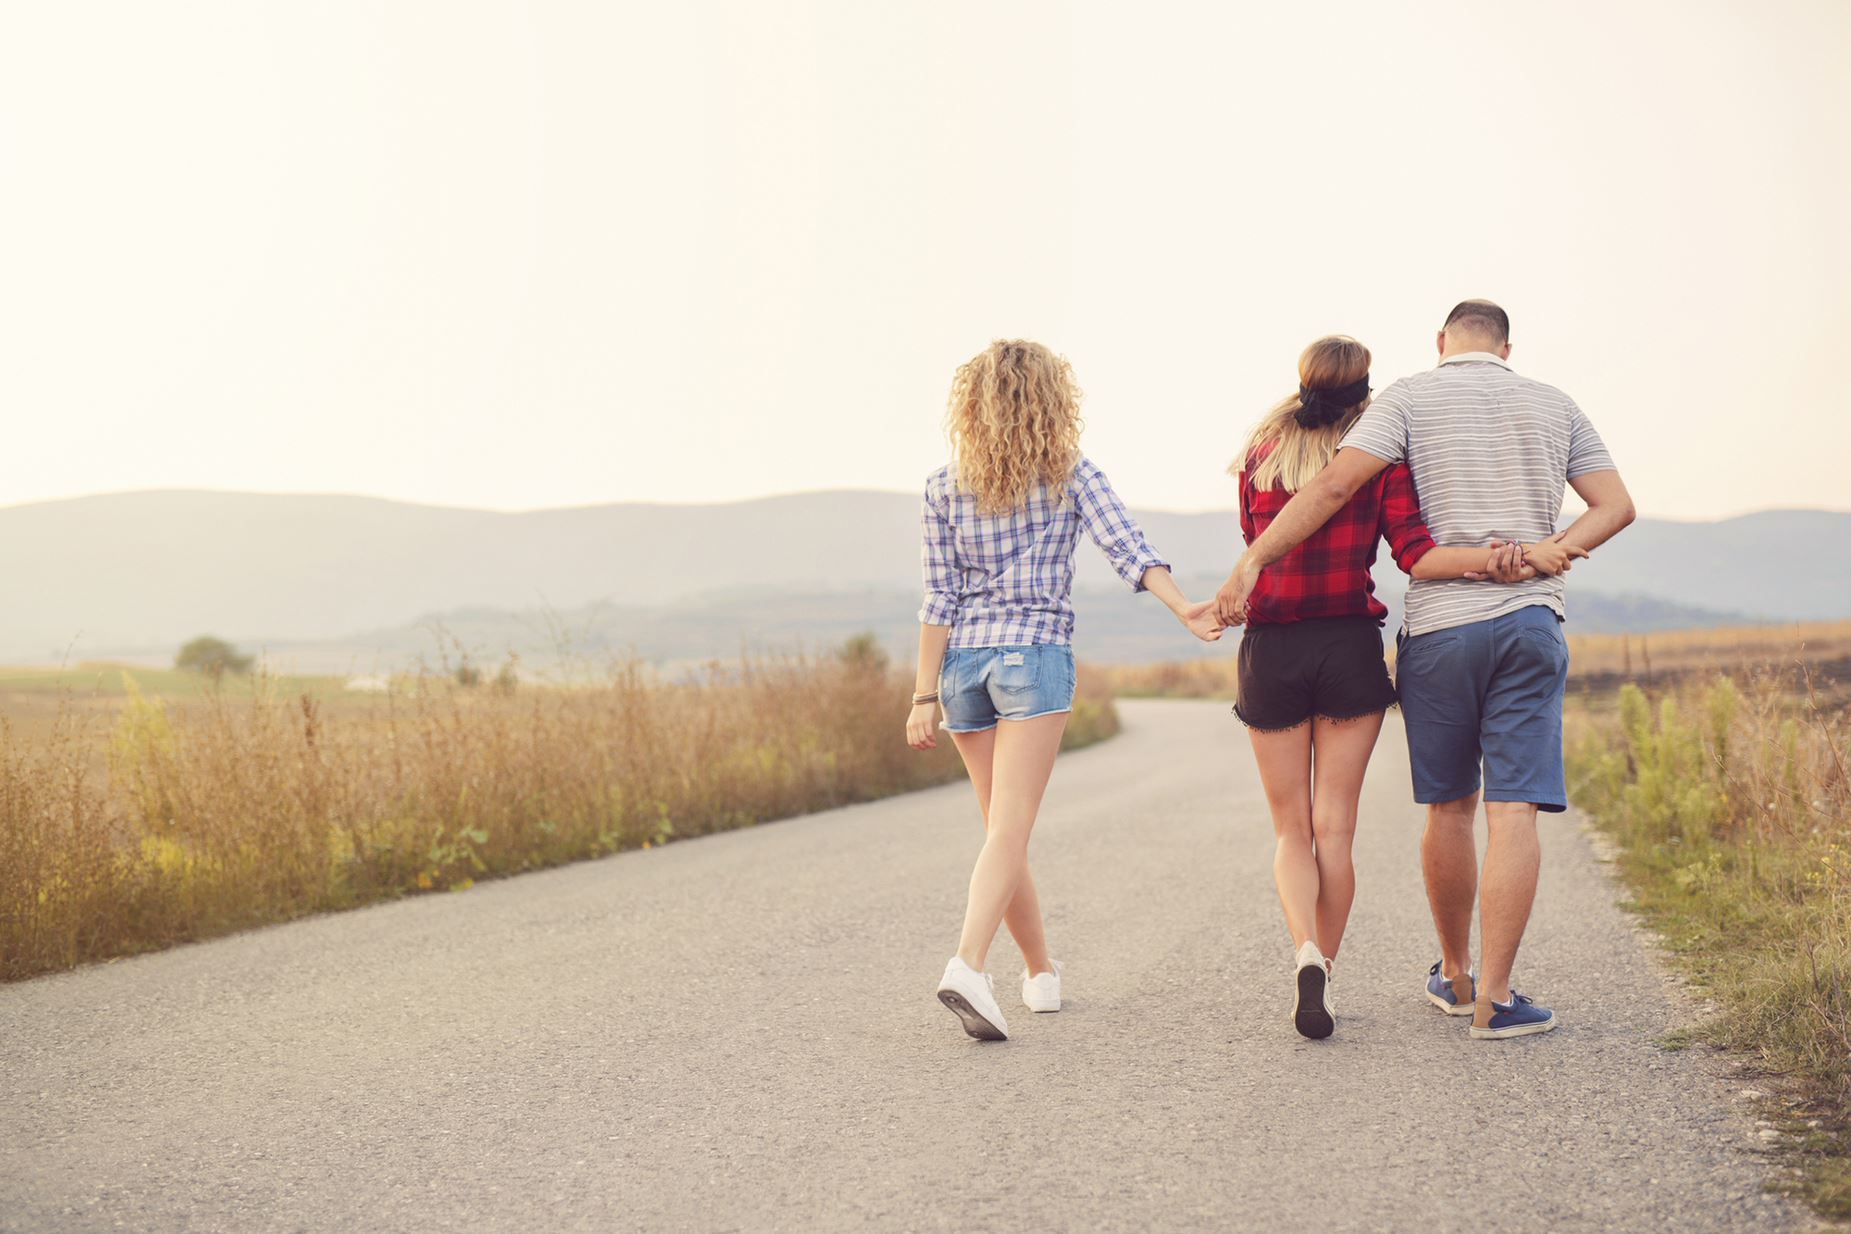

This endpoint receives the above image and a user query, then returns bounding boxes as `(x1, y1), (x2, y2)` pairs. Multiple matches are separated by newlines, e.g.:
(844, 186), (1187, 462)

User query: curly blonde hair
(945, 339), (1083, 514)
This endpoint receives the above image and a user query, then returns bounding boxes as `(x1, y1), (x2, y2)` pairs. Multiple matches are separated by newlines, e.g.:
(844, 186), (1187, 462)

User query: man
(1214, 300), (1634, 1039)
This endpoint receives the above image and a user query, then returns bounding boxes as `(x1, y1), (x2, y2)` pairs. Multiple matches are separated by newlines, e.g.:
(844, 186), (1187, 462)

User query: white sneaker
(1022, 960), (1063, 1012)
(937, 958), (1009, 1041)
(1293, 940), (1335, 1040)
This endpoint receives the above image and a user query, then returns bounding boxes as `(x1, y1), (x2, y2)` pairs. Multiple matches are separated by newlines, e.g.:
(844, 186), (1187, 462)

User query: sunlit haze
(4, 1), (1846, 519)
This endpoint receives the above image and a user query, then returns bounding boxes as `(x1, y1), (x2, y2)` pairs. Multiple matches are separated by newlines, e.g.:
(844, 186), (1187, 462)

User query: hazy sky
(3, 1), (1847, 519)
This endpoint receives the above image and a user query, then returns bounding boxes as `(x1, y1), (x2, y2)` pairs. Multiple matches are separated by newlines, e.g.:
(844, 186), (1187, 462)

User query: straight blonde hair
(946, 339), (1083, 514)
(1234, 336), (1373, 493)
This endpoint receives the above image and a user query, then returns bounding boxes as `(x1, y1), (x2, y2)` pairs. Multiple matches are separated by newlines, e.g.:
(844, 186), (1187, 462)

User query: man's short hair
(1442, 299), (1510, 345)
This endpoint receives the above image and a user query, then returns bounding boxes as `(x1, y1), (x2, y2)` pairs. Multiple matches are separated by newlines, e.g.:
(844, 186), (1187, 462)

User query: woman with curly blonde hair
(907, 339), (1221, 1042)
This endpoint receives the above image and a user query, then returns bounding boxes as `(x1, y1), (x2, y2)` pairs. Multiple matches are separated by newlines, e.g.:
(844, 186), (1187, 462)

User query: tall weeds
(1569, 672), (1851, 1214)
(0, 653), (1120, 982)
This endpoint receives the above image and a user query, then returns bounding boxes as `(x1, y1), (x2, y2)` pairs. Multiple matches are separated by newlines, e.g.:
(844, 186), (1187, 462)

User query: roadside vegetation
(1566, 621), (1851, 702)
(0, 639), (1119, 982)
(1567, 663), (1851, 1217)
(1096, 658), (1237, 701)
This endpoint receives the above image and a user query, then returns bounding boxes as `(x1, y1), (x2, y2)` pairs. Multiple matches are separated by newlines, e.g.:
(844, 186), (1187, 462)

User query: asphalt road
(1, 701), (1802, 1233)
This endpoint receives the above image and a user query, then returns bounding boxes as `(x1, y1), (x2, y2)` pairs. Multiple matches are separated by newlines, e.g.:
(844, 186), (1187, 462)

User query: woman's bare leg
(949, 726), (1052, 975)
(954, 712), (1069, 973)
(1308, 712), (1386, 963)
(1249, 723), (1317, 951)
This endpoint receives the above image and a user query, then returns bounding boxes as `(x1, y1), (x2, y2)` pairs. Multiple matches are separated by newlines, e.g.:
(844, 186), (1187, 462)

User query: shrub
(174, 636), (253, 679)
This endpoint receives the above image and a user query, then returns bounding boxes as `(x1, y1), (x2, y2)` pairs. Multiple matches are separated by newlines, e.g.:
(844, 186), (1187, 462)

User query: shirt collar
(1439, 351), (1512, 369)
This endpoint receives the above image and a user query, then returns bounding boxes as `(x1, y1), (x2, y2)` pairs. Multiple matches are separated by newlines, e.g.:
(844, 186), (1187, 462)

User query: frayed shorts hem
(1233, 703), (1393, 735)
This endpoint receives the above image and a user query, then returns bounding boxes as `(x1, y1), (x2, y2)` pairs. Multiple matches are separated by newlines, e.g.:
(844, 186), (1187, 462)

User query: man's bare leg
(1422, 793), (1479, 1001)
(1474, 801), (1542, 1024)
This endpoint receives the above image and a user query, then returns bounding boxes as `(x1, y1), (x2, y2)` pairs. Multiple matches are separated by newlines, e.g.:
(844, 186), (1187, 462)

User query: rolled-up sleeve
(918, 478), (962, 626)
(1379, 463), (1437, 574)
(1074, 459), (1168, 591)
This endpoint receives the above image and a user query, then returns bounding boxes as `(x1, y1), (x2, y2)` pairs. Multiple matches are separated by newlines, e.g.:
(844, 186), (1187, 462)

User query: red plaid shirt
(1238, 447), (1437, 626)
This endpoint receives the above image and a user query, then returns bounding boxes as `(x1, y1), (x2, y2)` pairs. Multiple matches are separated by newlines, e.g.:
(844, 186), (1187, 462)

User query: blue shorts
(940, 645), (1077, 733)
(1395, 605), (1570, 813)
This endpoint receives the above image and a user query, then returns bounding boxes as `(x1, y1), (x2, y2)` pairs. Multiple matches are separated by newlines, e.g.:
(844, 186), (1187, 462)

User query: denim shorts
(1395, 605), (1570, 813)
(939, 645), (1077, 733)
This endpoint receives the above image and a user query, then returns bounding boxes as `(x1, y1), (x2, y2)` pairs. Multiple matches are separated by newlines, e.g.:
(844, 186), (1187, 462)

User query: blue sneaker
(1469, 988), (1557, 1039)
(1424, 961), (1475, 1016)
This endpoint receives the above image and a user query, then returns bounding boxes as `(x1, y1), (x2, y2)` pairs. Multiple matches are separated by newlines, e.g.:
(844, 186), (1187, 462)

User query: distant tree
(454, 658), (483, 688)
(175, 636), (253, 680)
(838, 632), (889, 673)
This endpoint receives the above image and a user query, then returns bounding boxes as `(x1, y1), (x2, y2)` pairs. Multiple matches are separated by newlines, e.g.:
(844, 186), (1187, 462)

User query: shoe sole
(1294, 964), (1334, 1040)
(1469, 1017), (1558, 1040)
(938, 989), (1008, 1041)
(1426, 990), (1476, 1016)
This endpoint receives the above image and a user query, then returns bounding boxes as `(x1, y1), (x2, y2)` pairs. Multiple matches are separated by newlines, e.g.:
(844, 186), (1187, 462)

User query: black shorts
(1235, 616), (1398, 732)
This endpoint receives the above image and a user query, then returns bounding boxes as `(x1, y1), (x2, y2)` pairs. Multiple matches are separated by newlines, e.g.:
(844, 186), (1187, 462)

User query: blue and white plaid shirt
(919, 456), (1170, 648)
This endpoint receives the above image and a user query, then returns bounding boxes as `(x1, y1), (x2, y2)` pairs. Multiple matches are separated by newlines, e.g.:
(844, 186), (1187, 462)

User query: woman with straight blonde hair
(907, 338), (1221, 1042)
(1220, 335), (1581, 1039)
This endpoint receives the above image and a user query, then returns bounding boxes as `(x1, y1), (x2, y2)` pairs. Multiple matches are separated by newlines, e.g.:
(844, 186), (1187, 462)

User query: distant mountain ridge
(0, 489), (1842, 666)
(275, 584), (1755, 675)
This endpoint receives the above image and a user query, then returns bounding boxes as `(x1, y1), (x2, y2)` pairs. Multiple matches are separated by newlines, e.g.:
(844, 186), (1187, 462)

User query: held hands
(1214, 557), (1261, 629)
(905, 702), (940, 751)
(1464, 540), (1531, 582)
(1464, 533), (1588, 583)
(1182, 599), (1224, 642)
(1522, 532), (1589, 577)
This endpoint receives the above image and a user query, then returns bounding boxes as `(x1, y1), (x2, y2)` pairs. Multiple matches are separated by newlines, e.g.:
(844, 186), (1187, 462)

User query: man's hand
(1521, 531), (1589, 577)
(905, 702), (940, 750)
(1464, 540), (1537, 583)
(1183, 599), (1225, 642)
(1215, 558), (1260, 628)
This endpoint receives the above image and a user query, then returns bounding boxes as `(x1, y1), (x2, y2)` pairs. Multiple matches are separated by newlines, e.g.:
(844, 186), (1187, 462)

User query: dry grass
(1568, 665), (1851, 1216)
(0, 648), (1120, 983)
(1567, 620), (1851, 700)
(1095, 658), (1239, 701)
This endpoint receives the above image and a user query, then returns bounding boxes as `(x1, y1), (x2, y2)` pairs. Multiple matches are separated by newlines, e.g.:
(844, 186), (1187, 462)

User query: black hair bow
(1294, 374), (1372, 428)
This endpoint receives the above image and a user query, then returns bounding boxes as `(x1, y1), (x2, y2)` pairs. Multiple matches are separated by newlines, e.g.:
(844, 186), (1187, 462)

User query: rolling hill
(0, 489), (1841, 667)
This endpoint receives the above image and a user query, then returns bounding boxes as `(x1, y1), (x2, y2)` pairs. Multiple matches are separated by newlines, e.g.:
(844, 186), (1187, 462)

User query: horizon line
(0, 484), (1842, 525)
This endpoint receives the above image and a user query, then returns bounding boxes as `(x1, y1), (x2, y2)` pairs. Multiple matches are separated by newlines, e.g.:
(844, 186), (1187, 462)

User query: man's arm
(1214, 447), (1390, 625)
(1556, 469), (1636, 555)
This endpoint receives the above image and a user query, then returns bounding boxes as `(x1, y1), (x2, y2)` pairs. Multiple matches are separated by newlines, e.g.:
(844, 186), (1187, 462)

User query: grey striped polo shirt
(1339, 353), (1616, 638)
